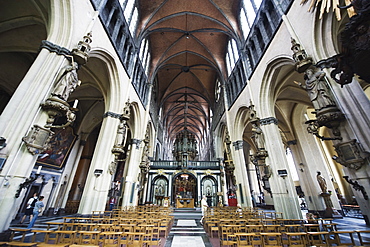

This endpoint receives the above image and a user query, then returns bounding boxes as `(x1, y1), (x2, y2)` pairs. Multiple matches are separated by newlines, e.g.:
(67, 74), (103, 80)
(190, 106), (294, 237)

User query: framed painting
(36, 126), (77, 169)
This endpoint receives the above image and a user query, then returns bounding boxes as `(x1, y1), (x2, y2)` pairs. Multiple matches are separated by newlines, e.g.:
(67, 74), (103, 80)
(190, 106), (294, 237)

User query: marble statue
(316, 171), (328, 193)
(298, 68), (336, 111)
(52, 62), (80, 101)
(251, 122), (265, 150)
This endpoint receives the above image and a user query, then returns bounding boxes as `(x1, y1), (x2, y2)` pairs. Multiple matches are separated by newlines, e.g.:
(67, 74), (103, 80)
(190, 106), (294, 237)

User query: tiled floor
(164, 209), (212, 247)
(177, 219), (197, 227)
(171, 235), (205, 247)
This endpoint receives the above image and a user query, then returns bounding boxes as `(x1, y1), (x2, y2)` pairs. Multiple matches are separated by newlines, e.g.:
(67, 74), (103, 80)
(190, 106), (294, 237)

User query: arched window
(129, 7), (138, 36)
(240, 0), (263, 39)
(124, 0), (135, 20)
(139, 38), (151, 75)
(144, 53), (151, 75)
(240, 8), (251, 39)
(286, 147), (299, 181)
(226, 39), (240, 75)
(225, 54), (231, 76)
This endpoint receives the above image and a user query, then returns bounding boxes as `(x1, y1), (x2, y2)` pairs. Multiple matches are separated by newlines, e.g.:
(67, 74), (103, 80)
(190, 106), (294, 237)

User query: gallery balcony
(150, 161), (220, 170)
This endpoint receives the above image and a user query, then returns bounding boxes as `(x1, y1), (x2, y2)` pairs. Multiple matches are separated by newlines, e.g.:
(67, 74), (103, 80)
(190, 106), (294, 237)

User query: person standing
(27, 196), (44, 229)
(200, 196), (208, 225)
(109, 197), (116, 211)
(20, 193), (38, 224)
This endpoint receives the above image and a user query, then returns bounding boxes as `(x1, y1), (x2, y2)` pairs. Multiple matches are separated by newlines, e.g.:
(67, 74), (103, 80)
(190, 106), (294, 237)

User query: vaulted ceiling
(136, 0), (242, 152)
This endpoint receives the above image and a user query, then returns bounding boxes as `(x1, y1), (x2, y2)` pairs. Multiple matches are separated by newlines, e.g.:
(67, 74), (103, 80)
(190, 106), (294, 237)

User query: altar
(176, 198), (194, 208)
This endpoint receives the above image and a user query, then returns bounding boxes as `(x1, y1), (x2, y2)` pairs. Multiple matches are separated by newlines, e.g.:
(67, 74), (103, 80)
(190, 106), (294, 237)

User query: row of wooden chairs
(219, 228), (370, 247)
(203, 207), (370, 246)
(5, 207), (174, 247)
(205, 207), (283, 220)
(2, 225), (161, 247)
(5, 226), (162, 247)
(216, 224), (370, 246)
(205, 222), (339, 236)
(92, 207), (173, 219)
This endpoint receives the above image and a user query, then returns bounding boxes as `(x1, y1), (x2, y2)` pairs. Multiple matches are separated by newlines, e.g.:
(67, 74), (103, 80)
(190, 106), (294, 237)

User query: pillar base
(324, 207), (343, 219)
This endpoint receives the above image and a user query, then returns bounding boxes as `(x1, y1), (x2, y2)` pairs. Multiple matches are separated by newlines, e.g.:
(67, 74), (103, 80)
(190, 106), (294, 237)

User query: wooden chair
(327, 230), (356, 246)
(250, 233), (263, 246)
(69, 245), (99, 247)
(245, 224), (263, 233)
(263, 224), (281, 233)
(54, 230), (77, 245)
(304, 223), (320, 232)
(285, 232), (308, 247)
(37, 230), (76, 247)
(235, 232), (255, 247)
(262, 219), (277, 225)
(219, 225), (237, 246)
(283, 224), (305, 232)
(30, 230), (55, 244)
(260, 232), (282, 246)
(45, 222), (64, 231)
(91, 211), (102, 219)
(211, 224), (220, 238)
(126, 232), (145, 247)
(61, 223), (74, 231)
(322, 222), (338, 232)
(356, 230), (370, 246)
(74, 223), (95, 232)
(97, 224), (113, 232)
(7, 228), (36, 247)
(77, 231), (100, 245)
(98, 231), (123, 247)
(307, 231), (330, 247)
(158, 219), (170, 238)
(143, 226), (161, 247)
(119, 223), (134, 233)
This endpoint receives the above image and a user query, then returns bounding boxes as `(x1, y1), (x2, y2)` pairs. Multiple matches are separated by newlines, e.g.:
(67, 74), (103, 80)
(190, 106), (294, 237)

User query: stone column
(260, 117), (302, 219)
(0, 48), (69, 232)
(232, 140), (253, 207)
(121, 139), (142, 206)
(78, 114), (119, 214)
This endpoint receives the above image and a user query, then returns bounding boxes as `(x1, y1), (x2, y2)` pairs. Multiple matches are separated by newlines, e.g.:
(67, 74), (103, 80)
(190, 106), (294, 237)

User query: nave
(3, 206), (370, 246)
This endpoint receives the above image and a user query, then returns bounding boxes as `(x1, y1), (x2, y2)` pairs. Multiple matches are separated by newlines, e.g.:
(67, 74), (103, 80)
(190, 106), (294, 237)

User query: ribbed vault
(136, 0), (241, 157)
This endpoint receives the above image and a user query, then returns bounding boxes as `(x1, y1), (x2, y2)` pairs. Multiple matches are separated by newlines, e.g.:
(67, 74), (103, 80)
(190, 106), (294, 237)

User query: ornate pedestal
(320, 192), (342, 218)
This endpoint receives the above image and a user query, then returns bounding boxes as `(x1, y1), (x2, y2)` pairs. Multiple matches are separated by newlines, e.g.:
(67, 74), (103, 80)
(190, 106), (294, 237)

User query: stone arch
(74, 48), (124, 138)
(151, 175), (169, 205)
(145, 122), (156, 156)
(127, 101), (142, 139)
(62, 48), (125, 214)
(312, 10), (350, 60)
(200, 175), (218, 206)
(47, 0), (74, 48)
(0, 0), (50, 114)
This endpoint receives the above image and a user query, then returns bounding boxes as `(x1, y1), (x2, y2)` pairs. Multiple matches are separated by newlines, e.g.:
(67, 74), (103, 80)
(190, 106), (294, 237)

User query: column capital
(103, 111), (122, 119)
(131, 139), (142, 149)
(260, 117), (278, 125)
(40, 40), (71, 57)
(232, 140), (243, 150)
(287, 140), (297, 146)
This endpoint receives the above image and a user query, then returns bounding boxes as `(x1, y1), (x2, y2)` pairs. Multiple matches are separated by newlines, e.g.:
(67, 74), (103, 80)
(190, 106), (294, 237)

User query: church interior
(0, 0), (370, 245)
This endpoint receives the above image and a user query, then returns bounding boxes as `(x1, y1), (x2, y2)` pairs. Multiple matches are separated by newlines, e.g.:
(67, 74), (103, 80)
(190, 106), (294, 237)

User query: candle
(36, 165), (42, 174)
(73, 99), (79, 108)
